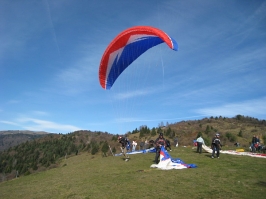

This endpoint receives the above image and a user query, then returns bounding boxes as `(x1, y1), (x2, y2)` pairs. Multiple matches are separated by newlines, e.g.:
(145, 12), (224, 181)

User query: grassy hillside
(128, 115), (266, 148)
(1, 116), (266, 182)
(0, 147), (265, 199)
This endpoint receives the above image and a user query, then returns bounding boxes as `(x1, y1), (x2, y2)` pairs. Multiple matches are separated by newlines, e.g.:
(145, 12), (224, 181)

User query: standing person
(165, 139), (172, 151)
(132, 140), (137, 151)
(118, 136), (130, 161)
(251, 135), (257, 152)
(154, 133), (167, 164)
(256, 135), (260, 144)
(174, 137), (178, 147)
(145, 139), (149, 149)
(255, 135), (261, 152)
(211, 133), (222, 158)
(196, 136), (205, 154)
(140, 141), (144, 150)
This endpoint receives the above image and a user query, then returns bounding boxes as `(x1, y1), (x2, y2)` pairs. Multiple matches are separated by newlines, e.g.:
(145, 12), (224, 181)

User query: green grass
(0, 147), (265, 199)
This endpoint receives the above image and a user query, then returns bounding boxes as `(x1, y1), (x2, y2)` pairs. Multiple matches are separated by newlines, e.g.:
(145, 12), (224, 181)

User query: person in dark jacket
(211, 133), (222, 159)
(118, 136), (130, 161)
(251, 135), (257, 152)
(165, 139), (172, 151)
(154, 133), (167, 163)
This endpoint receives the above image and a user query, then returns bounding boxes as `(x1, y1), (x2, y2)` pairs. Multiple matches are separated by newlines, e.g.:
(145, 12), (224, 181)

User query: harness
(212, 138), (220, 145)
(119, 137), (129, 148)
(155, 138), (166, 147)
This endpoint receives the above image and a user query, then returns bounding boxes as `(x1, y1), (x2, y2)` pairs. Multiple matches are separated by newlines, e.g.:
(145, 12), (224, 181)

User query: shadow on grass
(204, 154), (213, 158)
(255, 181), (266, 186)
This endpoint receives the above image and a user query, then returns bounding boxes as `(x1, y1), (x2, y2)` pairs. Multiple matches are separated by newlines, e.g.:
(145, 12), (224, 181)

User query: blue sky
(1, 0), (266, 134)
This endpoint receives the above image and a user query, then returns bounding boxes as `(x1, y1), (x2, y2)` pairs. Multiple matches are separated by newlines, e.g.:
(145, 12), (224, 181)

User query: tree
(91, 146), (99, 155)
(101, 141), (109, 157)
(112, 147), (116, 154)
(225, 132), (236, 142)
(157, 127), (162, 134)
(197, 132), (203, 138)
(165, 127), (171, 137)
(112, 135), (119, 141)
(235, 114), (243, 120)
(205, 125), (211, 134)
(91, 141), (99, 155)
(151, 128), (156, 136)
(171, 130), (176, 138)
(158, 121), (164, 127)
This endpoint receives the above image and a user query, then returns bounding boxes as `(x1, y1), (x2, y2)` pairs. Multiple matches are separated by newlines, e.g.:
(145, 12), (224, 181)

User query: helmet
(159, 133), (163, 136)
(118, 136), (122, 140)
(216, 133), (220, 137)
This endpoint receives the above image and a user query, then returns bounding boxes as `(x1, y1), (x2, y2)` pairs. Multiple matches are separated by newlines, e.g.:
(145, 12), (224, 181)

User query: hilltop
(128, 115), (266, 147)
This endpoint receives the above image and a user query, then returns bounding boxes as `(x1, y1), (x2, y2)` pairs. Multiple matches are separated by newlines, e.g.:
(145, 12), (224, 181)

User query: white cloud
(114, 89), (151, 100)
(0, 120), (20, 126)
(196, 97), (266, 118)
(17, 117), (80, 132)
(31, 111), (49, 116)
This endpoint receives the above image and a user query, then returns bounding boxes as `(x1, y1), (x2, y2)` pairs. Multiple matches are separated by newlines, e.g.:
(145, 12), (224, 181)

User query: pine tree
(101, 141), (109, 157)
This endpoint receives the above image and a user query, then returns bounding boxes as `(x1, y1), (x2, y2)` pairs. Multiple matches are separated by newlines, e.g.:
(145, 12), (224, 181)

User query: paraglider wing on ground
(202, 144), (266, 158)
(150, 146), (197, 170)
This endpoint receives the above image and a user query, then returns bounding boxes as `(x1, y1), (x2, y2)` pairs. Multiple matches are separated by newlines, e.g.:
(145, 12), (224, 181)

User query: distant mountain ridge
(0, 130), (50, 135)
(0, 130), (51, 151)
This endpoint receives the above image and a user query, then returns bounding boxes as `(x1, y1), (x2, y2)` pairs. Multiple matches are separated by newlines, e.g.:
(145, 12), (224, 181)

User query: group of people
(117, 133), (173, 163)
(195, 134), (222, 158)
(124, 139), (152, 152)
(118, 132), (223, 162)
(119, 131), (266, 162)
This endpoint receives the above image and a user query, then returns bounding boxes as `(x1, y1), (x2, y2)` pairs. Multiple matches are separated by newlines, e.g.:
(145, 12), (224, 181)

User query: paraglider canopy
(99, 26), (178, 90)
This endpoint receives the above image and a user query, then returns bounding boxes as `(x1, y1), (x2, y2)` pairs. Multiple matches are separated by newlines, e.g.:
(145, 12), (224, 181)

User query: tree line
(0, 133), (113, 179)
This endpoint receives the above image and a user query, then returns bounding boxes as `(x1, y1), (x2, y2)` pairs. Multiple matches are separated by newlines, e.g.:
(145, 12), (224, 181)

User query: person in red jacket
(154, 133), (167, 163)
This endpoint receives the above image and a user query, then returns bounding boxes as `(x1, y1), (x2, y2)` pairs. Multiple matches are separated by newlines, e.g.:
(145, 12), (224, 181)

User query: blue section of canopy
(106, 37), (164, 89)
(160, 146), (197, 168)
